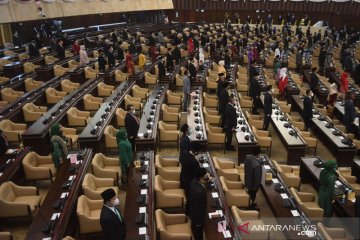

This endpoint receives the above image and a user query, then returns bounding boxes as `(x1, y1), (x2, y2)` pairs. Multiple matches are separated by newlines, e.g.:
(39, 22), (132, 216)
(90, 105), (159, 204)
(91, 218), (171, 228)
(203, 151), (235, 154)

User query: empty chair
(240, 96), (253, 111)
(22, 152), (57, 182)
(206, 124), (226, 151)
(53, 65), (70, 77)
(155, 209), (192, 240)
(45, 88), (67, 104)
(161, 104), (181, 125)
(39, 47), (49, 55)
(286, 113), (305, 131)
(0, 119), (26, 143)
(22, 102), (47, 122)
(206, 77), (217, 91)
(124, 95), (142, 112)
(236, 81), (249, 95)
(252, 126), (272, 156)
(202, 92), (218, 108)
(1, 88), (24, 102)
(83, 94), (103, 111)
(155, 155), (181, 181)
(278, 101), (291, 114)
(290, 187), (323, 221)
(300, 131), (318, 154)
(132, 85), (149, 100)
(0, 59), (12, 71)
(3, 50), (15, 56)
(144, 72), (157, 87)
(0, 181), (42, 218)
(68, 60), (80, 69)
(115, 108), (126, 127)
(76, 195), (103, 234)
(158, 121), (180, 150)
(23, 62), (40, 73)
(115, 69), (127, 83)
(67, 107), (91, 127)
(24, 78), (44, 91)
(104, 125), (118, 150)
(203, 107), (221, 125)
(61, 79), (80, 93)
(91, 153), (121, 184)
(317, 222), (349, 240)
(213, 156), (242, 181)
(97, 82), (115, 97)
(85, 66), (99, 79)
(82, 173), (118, 200)
(219, 176), (250, 208)
(175, 74), (184, 89)
(61, 126), (79, 149)
(0, 76), (9, 84)
(272, 160), (301, 189)
(246, 111), (264, 130)
(154, 175), (186, 210)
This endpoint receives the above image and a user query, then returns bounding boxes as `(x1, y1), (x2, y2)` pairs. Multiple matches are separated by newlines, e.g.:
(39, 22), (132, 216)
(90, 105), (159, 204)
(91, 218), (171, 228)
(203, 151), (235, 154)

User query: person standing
(188, 58), (197, 83)
(310, 67), (319, 93)
(107, 47), (116, 68)
(340, 72), (349, 99)
(100, 188), (126, 240)
(29, 40), (39, 58)
(189, 168), (208, 240)
(249, 71), (261, 114)
(355, 60), (360, 85)
(244, 147), (263, 210)
(318, 160), (337, 218)
(138, 51), (146, 70)
(124, 105), (139, 152)
(225, 95), (237, 151)
(125, 54), (135, 76)
(343, 92), (360, 139)
(220, 81), (230, 129)
(183, 70), (191, 112)
(72, 40), (80, 55)
(0, 130), (9, 156)
(326, 83), (338, 117)
(56, 40), (65, 59)
(263, 85), (273, 130)
(79, 45), (90, 66)
(116, 129), (133, 188)
(50, 123), (68, 169)
(180, 124), (192, 152)
(278, 68), (288, 99)
(303, 89), (314, 131)
(216, 73), (225, 100)
(98, 50), (106, 73)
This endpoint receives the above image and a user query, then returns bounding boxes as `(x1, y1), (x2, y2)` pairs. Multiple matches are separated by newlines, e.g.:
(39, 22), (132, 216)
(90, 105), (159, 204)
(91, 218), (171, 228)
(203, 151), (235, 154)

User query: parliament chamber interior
(1, 0), (360, 239)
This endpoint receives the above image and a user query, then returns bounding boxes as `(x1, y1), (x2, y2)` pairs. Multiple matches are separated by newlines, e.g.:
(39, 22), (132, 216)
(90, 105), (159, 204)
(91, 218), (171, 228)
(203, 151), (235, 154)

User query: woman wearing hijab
(327, 83), (338, 117)
(50, 123), (68, 169)
(116, 129), (133, 188)
(318, 160), (337, 218)
(278, 68), (288, 98)
(340, 72), (349, 99)
(137, 51), (146, 70)
(125, 54), (135, 76)
(79, 45), (90, 66)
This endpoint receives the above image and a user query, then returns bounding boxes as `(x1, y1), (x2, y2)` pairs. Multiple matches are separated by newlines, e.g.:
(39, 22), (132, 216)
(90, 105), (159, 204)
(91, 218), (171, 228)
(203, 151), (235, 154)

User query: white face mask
(132, 109), (136, 115)
(112, 197), (120, 206)
(310, 92), (314, 97)
(187, 128), (193, 136)
(271, 88), (274, 93)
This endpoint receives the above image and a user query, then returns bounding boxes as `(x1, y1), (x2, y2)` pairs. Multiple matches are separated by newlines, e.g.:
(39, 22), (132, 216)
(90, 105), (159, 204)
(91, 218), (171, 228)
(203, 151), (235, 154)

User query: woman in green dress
(50, 123), (68, 169)
(116, 129), (133, 188)
(318, 160), (337, 218)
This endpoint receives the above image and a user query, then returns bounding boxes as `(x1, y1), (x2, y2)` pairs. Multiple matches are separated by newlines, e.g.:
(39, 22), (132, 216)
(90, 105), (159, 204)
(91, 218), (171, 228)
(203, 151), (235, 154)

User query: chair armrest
(298, 192), (315, 202)
(226, 180), (244, 189)
(162, 179), (181, 189)
(12, 184), (38, 196)
(103, 157), (119, 166)
(256, 130), (269, 137)
(163, 213), (187, 225)
(217, 160), (235, 169)
(325, 228), (347, 238)
(94, 177), (115, 187)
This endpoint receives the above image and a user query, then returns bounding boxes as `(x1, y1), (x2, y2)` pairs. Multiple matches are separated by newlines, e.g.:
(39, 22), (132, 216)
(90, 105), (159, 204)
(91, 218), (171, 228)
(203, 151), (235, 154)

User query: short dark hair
(252, 146), (261, 156)
(306, 89), (311, 96)
(126, 105), (134, 111)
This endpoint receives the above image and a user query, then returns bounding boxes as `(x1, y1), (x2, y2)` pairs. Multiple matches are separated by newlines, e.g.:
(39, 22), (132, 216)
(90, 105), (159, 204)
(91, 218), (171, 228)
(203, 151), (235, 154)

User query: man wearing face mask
(125, 105), (140, 152)
(100, 188), (126, 240)
(249, 71), (261, 114)
(303, 89), (314, 131)
(225, 95), (237, 151)
(180, 123), (192, 152)
(183, 69), (191, 112)
(263, 85), (273, 131)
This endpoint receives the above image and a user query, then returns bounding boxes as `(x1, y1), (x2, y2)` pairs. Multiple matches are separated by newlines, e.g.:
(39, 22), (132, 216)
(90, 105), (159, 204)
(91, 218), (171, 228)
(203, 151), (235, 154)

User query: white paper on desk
(60, 192), (69, 198)
(272, 179), (279, 184)
(0, 173), (3, 177)
(354, 117), (359, 126)
(335, 180), (342, 186)
(223, 230), (232, 238)
(212, 192), (219, 198)
(69, 175), (75, 181)
(144, 161), (149, 165)
(264, 165), (271, 170)
(137, 133), (144, 137)
(139, 227), (147, 235)
(5, 149), (15, 155)
(218, 220), (226, 232)
(42, 238), (51, 240)
(141, 189), (147, 195)
(202, 163), (209, 168)
(142, 175), (148, 180)
(280, 193), (289, 199)
(216, 210), (223, 217)
(51, 213), (60, 220)
(291, 210), (300, 217)
(139, 207), (146, 213)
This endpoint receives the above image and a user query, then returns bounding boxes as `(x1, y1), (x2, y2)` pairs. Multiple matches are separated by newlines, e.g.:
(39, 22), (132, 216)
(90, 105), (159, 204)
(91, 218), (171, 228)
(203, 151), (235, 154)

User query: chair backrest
(0, 182), (15, 202)
(77, 195), (91, 216)
(154, 175), (163, 191)
(92, 153), (105, 168)
(290, 187), (302, 204)
(83, 173), (96, 190)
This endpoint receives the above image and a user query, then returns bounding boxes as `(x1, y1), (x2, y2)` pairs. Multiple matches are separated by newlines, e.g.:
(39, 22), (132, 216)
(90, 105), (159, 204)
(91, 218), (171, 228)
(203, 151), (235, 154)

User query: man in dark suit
(216, 73), (225, 100)
(98, 50), (106, 73)
(344, 91), (360, 139)
(100, 188), (126, 240)
(219, 81), (230, 129)
(107, 47), (116, 68)
(249, 71), (261, 114)
(29, 40), (39, 58)
(188, 58), (197, 83)
(165, 49), (174, 70)
(189, 168), (208, 240)
(310, 67), (319, 92)
(158, 60), (166, 81)
(125, 105), (140, 152)
(225, 95), (237, 151)
(263, 85), (273, 130)
(248, 60), (258, 83)
(303, 89), (314, 131)
(56, 40), (65, 59)
(180, 124), (192, 152)
(244, 147), (262, 210)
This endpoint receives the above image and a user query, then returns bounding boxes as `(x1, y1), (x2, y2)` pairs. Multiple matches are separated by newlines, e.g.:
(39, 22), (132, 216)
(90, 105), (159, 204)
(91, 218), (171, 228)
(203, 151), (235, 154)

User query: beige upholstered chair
(115, 108), (126, 127)
(208, 69), (219, 81)
(1, 88), (24, 102)
(97, 82), (115, 97)
(236, 81), (249, 95)
(0, 181), (41, 218)
(0, 232), (13, 240)
(23, 62), (40, 73)
(161, 104), (181, 125)
(155, 209), (192, 240)
(203, 92), (218, 108)
(0, 59), (12, 71)
(104, 125), (118, 150)
(290, 187), (323, 221)
(159, 46), (168, 56)
(0, 101), (8, 109)
(91, 153), (121, 183)
(206, 77), (217, 91)
(22, 102), (47, 122)
(206, 124), (226, 150)
(252, 126), (272, 155)
(124, 95), (142, 112)
(219, 176), (249, 208)
(158, 121), (180, 150)
(286, 113), (305, 131)
(246, 111), (264, 130)
(3, 50), (15, 56)
(272, 160), (301, 189)
(82, 173), (118, 200)
(278, 101), (291, 114)
(85, 66), (99, 79)
(76, 195), (103, 234)
(61, 79), (80, 93)
(155, 155), (181, 181)
(231, 206), (269, 239)
(67, 107), (91, 127)
(300, 131), (318, 154)
(166, 90), (182, 106)
(54, 65), (70, 77)
(24, 78), (43, 91)
(45, 55), (58, 65)
(203, 107), (221, 125)
(213, 157), (243, 181)
(115, 70), (127, 83)
(240, 97), (253, 111)
(132, 85), (149, 100)
(39, 47), (49, 55)
(68, 60), (80, 69)
(0, 76), (9, 84)
(0, 119), (26, 143)
(175, 74), (184, 90)
(317, 222), (348, 240)
(154, 175), (186, 209)
(83, 94), (103, 111)
(145, 72), (157, 87)
(22, 152), (57, 182)
(61, 127), (79, 149)
(45, 88), (67, 104)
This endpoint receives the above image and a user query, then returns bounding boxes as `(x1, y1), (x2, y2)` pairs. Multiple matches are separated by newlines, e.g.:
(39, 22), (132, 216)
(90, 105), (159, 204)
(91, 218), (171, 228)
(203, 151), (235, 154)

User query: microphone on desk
(89, 120), (97, 135)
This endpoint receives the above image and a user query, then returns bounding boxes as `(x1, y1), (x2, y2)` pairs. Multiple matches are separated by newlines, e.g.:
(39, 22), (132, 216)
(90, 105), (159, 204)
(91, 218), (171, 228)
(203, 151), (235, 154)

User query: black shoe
(226, 147), (236, 151)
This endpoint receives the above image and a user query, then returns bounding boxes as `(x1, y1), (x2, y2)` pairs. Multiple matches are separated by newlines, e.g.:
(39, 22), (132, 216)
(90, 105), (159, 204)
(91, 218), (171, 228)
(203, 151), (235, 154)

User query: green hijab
(50, 123), (61, 137)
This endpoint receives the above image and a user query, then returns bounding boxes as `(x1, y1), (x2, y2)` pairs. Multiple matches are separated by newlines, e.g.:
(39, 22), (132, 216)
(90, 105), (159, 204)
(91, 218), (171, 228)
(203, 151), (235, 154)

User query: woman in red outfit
(72, 40), (80, 55)
(125, 54), (135, 76)
(340, 72), (349, 99)
(278, 68), (288, 98)
(188, 38), (194, 55)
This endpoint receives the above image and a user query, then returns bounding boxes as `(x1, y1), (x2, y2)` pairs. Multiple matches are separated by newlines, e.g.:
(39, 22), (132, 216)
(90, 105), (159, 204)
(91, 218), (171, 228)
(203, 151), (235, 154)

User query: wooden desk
(35, 55), (79, 81)
(22, 78), (103, 155)
(78, 80), (135, 153)
(291, 95), (356, 167)
(136, 84), (168, 152)
(192, 61), (210, 87)
(25, 148), (93, 240)
(0, 147), (30, 185)
(187, 86), (208, 146)
(286, 74), (300, 98)
(124, 151), (155, 240)
(0, 72), (36, 92)
(3, 61), (23, 78)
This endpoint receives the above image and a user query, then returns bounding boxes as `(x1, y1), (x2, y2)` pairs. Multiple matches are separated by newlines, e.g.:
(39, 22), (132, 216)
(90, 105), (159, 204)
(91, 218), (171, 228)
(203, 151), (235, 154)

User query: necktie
(114, 208), (123, 223)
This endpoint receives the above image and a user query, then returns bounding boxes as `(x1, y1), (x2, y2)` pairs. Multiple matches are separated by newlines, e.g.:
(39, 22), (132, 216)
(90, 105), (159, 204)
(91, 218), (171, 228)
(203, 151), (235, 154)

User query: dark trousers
(347, 124), (360, 140)
(247, 188), (259, 205)
(304, 117), (312, 131)
(263, 115), (271, 130)
(128, 137), (136, 152)
(225, 129), (233, 148)
(183, 93), (189, 112)
(191, 223), (204, 240)
(252, 97), (260, 114)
